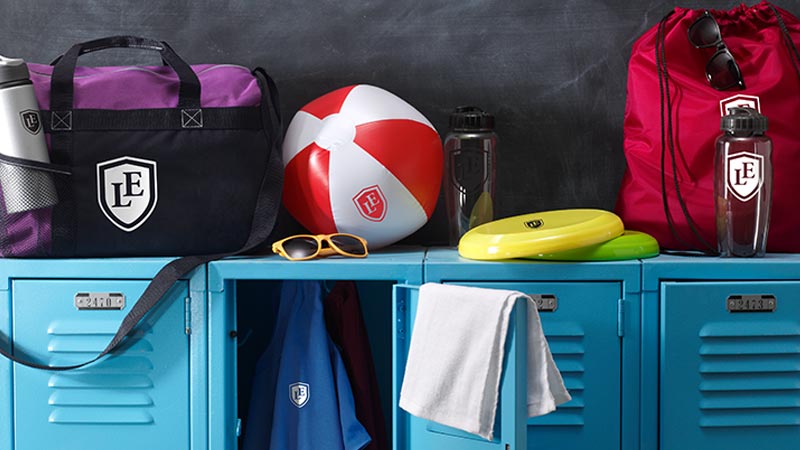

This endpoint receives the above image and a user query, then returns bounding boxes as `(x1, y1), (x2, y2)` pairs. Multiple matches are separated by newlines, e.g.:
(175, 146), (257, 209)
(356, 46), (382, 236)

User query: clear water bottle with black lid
(714, 107), (773, 257)
(443, 106), (497, 246)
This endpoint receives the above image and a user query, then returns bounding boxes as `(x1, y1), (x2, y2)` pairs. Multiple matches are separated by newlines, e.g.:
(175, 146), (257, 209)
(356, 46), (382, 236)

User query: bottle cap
(721, 107), (768, 136)
(449, 106), (495, 131)
(0, 55), (31, 85)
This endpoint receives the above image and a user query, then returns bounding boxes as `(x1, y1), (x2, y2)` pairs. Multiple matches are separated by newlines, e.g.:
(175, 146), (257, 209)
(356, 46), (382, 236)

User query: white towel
(398, 283), (571, 440)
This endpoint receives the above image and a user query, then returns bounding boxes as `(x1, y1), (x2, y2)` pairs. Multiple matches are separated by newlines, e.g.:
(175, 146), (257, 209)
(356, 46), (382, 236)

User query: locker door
(12, 279), (190, 450)
(463, 282), (622, 450)
(394, 284), (527, 450)
(661, 281), (800, 450)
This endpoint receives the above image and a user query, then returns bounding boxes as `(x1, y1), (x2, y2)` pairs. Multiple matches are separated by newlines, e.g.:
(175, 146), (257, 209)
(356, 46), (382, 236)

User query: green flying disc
(523, 230), (660, 261)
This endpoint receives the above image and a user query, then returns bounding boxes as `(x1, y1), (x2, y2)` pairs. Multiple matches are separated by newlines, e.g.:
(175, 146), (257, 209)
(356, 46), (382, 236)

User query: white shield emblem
(726, 153), (764, 202)
(97, 156), (158, 232)
(290, 382), (310, 408)
(720, 94), (761, 117)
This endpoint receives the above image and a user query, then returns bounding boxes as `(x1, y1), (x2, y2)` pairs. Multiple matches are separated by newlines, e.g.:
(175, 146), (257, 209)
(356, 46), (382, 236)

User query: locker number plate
(726, 295), (776, 313)
(530, 294), (558, 312)
(74, 292), (125, 310)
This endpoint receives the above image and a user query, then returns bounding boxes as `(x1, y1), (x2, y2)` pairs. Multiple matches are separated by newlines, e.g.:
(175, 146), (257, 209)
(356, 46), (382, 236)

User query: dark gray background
(3, 0), (798, 245)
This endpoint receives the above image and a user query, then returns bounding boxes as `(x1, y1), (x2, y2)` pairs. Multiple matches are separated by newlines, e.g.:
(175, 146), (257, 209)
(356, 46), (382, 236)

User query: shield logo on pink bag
(97, 156), (158, 232)
(726, 153), (763, 202)
(352, 185), (387, 222)
(720, 94), (761, 117)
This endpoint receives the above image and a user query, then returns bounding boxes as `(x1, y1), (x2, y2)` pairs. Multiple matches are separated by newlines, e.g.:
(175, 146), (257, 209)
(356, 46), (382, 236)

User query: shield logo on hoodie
(290, 382), (310, 408)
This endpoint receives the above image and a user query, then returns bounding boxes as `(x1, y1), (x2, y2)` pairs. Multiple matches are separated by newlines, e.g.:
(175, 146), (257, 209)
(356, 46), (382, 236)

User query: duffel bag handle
(50, 35), (201, 110)
(50, 36), (166, 63)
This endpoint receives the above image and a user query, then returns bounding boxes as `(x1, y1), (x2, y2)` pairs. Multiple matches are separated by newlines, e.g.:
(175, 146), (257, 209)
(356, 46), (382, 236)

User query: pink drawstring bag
(615, 2), (800, 253)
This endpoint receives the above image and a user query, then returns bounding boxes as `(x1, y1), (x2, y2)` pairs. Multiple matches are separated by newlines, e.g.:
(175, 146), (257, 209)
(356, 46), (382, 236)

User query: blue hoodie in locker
(242, 280), (372, 450)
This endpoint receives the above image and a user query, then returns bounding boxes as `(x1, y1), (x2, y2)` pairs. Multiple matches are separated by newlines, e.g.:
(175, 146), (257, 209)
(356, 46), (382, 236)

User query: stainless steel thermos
(0, 55), (57, 213)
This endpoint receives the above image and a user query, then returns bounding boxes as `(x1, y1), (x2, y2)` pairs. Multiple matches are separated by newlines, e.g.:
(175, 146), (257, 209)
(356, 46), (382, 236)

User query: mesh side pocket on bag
(0, 156), (70, 257)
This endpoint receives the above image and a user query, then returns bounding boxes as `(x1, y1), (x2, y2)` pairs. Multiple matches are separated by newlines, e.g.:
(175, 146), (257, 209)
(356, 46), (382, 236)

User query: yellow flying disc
(458, 209), (624, 261)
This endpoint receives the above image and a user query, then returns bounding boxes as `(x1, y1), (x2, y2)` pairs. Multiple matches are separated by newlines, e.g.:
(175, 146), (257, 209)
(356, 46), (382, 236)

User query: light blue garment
(242, 280), (371, 450)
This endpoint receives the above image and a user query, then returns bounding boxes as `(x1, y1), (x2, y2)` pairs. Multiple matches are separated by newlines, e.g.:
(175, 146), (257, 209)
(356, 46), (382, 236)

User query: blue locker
(643, 254), (800, 450)
(0, 258), (207, 450)
(0, 251), (637, 450)
(424, 249), (641, 450)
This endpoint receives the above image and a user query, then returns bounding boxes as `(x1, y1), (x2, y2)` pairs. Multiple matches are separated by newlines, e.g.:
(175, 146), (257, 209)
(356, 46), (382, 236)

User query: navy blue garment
(242, 280), (371, 450)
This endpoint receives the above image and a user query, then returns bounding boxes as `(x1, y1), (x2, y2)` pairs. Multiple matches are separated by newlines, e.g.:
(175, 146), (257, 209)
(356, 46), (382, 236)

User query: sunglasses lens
(282, 237), (319, 259)
(689, 16), (720, 47)
(330, 235), (367, 255)
(707, 50), (744, 90)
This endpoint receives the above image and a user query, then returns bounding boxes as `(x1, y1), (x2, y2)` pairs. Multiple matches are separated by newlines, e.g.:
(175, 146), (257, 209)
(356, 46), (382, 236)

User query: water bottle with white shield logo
(714, 107), (773, 257)
(0, 54), (57, 214)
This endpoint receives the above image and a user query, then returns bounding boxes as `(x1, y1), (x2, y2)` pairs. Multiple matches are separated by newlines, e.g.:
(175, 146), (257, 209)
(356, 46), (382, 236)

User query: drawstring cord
(656, 11), (719, 256)
(769, 3), (800, 78)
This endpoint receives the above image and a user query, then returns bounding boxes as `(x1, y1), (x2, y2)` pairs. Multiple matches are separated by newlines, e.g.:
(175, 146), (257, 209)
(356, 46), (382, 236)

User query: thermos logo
(97, 156), (158, 232)
(525, 219), (544, 229)
(726, 152), (763, 202)
(352, 185), (387, 222)
(19, 110), (41, 135)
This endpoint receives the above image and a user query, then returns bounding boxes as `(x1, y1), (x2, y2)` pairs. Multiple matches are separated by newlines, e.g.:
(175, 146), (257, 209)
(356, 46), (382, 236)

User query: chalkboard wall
(3, 0), (799, 246)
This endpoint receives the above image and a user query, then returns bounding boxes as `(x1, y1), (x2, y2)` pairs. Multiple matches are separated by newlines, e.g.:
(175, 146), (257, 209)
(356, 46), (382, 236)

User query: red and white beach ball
(282, 85), (443, 249)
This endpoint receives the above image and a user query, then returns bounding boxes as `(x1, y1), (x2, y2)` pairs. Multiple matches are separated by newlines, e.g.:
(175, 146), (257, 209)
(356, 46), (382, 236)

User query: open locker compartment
(234, 279), (396, 449)
(207, 248), (425, 450)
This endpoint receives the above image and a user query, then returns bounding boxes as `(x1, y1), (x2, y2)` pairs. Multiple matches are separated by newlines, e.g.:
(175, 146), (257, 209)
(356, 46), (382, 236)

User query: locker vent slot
(698, 321), (800, 428)
(529, 322), (585, 427)
(46, 321), (156, 425)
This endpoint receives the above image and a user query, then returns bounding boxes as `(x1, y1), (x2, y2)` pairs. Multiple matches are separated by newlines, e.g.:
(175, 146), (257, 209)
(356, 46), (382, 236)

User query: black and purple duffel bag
(0, 36), (282, 370)
(5, 35), (281, 258)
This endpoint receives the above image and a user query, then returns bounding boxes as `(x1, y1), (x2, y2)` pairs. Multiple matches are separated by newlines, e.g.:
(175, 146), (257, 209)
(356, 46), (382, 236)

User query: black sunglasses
(687, 11), (746, 90)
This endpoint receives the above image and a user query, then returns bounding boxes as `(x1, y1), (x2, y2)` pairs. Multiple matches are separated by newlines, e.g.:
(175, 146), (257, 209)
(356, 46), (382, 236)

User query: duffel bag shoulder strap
(0, 67), (283, 371)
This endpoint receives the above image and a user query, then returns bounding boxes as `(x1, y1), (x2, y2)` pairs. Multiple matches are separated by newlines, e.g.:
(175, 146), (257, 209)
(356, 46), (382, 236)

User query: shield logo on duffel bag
(97, 156), (158, 232)
(726, 153), (763, 202)
(289, 382), (310, 408)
